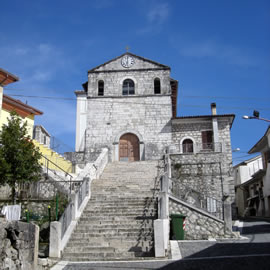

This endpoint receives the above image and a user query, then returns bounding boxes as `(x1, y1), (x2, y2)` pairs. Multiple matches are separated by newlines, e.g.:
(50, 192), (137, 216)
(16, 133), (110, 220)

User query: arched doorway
(119, 133), (140, 162)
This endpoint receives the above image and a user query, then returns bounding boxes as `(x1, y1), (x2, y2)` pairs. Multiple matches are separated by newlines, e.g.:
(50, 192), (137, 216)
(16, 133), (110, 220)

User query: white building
(248, 126), (270, 217)
(234, 155), (263, 217)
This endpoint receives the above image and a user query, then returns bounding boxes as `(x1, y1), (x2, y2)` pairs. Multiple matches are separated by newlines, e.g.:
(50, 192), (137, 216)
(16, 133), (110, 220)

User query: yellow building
(0, 94), (43, 137)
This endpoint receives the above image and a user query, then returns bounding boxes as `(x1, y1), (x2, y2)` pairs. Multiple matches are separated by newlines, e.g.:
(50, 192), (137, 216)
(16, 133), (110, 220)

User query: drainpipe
(211, 103), (220, 152)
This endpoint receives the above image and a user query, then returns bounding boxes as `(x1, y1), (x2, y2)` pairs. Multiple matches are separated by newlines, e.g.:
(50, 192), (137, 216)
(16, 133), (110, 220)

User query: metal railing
(59, 200), (73, 238)
(24, 180), (82, 200)
(170, 180), (224, 219)
(77, 178), (89, 210)
(58, 178), (89, 239)
(40, 154), (74, 193)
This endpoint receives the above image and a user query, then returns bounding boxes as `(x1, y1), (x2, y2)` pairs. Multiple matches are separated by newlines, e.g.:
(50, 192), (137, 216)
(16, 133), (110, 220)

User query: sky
(0, 0), (269, 164)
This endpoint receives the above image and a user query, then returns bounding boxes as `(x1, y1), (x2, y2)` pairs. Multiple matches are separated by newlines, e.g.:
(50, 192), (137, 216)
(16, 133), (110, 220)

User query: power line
(5, 94), (270, 111)
(181, 95), (270, 102)
(6, 88), (270, 101)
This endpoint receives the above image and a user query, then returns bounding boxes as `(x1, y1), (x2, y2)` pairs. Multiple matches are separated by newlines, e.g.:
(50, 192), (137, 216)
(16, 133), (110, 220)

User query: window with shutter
(201, 130), (213, 150)
(182, 139), (194, 153)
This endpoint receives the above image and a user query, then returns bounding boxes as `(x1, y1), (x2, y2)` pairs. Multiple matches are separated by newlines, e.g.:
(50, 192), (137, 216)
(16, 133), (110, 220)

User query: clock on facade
(121, 55), (135, 68)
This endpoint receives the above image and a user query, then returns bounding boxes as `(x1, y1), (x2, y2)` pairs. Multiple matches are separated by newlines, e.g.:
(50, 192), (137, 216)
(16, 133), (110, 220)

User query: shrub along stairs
(62, 161), (159, 261)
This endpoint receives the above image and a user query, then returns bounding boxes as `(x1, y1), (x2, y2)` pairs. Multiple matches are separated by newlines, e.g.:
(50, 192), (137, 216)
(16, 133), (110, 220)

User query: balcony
(168, 142), (223, 154)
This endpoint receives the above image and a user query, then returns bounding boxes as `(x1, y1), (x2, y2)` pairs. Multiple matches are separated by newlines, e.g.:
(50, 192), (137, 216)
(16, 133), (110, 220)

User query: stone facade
(170, 116), (235, 202)
(0, 219), (39, 270)
(85, 96), (172, 161)
(75, 53), (173, 161)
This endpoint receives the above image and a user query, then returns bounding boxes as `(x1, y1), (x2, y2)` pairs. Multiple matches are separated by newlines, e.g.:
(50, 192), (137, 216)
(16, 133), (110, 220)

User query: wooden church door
(119, 133), (139, 162)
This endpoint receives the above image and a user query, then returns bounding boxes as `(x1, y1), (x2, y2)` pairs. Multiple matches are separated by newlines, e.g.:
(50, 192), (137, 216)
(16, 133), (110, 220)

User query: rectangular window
(98, 81), (104, 96)
(201, 130), (213, 150)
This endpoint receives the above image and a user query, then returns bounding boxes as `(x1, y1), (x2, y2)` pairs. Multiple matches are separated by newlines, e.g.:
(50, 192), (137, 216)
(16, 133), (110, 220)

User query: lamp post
(242, 110), (270, 123)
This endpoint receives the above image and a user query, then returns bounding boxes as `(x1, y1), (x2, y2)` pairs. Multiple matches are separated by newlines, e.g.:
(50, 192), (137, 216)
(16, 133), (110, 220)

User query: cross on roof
(125, 46), (130, 52)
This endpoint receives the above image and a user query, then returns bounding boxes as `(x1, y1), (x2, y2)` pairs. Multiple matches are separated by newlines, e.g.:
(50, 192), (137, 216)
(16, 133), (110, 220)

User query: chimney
(211, 103), (217, 115)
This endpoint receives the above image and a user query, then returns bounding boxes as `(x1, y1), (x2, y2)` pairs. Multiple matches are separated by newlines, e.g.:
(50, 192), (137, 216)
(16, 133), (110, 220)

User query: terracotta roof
(88, 52), (170, 73)
(0, 68), (19, 86)
(2, 94), (43, 118)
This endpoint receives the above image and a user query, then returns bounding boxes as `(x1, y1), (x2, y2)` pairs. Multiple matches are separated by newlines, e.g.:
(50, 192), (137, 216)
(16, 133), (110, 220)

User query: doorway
(119, 133), (140, 162)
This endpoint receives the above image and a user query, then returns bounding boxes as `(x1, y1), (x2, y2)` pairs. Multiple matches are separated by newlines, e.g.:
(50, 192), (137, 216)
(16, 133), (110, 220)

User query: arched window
(122, 79), (135, 95)
(182, 139), (194, 153)
(154, 78), (161, 94)
(98, 80), (104, 96)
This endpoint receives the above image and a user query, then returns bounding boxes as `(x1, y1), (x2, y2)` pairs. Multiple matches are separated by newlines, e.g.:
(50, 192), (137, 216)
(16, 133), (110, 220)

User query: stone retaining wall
(0, 219), (39, 270)
(169, 197), (233, 240)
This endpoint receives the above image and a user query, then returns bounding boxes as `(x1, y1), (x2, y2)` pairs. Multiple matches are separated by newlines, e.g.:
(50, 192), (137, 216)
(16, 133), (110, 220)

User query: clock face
(121, 55), (135, 68)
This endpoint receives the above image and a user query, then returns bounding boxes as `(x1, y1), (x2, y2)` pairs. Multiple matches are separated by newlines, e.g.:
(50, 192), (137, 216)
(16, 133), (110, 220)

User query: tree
(0, 111), (42, 203)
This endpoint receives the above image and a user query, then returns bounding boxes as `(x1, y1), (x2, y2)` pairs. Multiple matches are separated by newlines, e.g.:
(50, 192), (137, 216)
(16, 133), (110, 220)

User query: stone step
(62, 250), (154, 261)
(75, 223), (154, 230)
(90, 194), (156, 200)
(66, 237), (154, 244)
(64, 246), (115, 253)
(78, 215), (157, 222)
(74, 227), (153, 233)
(82, 208), (156, 214)
(70, 229), (154, 237)
(63, 160), (159, 260)
(85, 202), (157, 208)
(77, 218), (155, 226)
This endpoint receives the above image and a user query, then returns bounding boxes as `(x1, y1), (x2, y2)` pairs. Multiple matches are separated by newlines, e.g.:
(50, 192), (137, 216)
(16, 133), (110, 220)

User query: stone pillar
(71, 192), (78, 220)
(223, 201), (232, 233)
(49, 222), (62, 258)
(159, 192), (169, 219)
(33, 224), (39, 270)
(154, 219), (169, 257)
(211, 103), (220, 152)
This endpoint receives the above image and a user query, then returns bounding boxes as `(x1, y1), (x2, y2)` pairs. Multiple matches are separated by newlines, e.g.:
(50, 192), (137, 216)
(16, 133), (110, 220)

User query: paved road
(240, 218), (270, 243)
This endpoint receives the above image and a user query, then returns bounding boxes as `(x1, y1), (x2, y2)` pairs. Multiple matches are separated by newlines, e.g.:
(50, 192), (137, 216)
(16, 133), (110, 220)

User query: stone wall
(169, 197), (232, 240)
(170, 117), (234, 202)
(0, 219), (39, 270)
(0, 200), (52, 219)
(170, 152), (232, 202)
(85, 95), (172, 161)
(88, 55), (171, 97)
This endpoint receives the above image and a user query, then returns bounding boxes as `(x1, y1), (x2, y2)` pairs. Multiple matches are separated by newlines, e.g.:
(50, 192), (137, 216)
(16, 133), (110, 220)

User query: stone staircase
(62, 160), (160, 261)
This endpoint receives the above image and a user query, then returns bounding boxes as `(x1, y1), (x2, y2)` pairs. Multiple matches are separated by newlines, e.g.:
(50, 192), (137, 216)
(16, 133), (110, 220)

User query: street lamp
(242, 110), (270, 123)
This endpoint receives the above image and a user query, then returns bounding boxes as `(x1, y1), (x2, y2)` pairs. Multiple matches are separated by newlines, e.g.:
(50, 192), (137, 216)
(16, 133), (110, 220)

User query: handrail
(41, 154), (73, 179)
(40, 154), (75, 194)
(170, 180), (224, 220)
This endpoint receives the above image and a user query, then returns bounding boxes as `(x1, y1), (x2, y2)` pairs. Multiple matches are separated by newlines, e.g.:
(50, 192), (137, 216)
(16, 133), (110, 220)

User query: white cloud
(172, 38), (259, 68)
(137, 1), (170, 35)
(147, 3), (169, 24)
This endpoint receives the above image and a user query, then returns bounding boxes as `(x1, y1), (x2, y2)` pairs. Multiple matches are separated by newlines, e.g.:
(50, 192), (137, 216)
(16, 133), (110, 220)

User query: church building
(59, 52), (236, 260)
(75, 52), (177, 162)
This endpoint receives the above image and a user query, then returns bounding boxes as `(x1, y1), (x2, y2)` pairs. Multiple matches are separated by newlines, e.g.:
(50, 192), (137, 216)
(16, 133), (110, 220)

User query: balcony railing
(169, 142), (222, 154)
